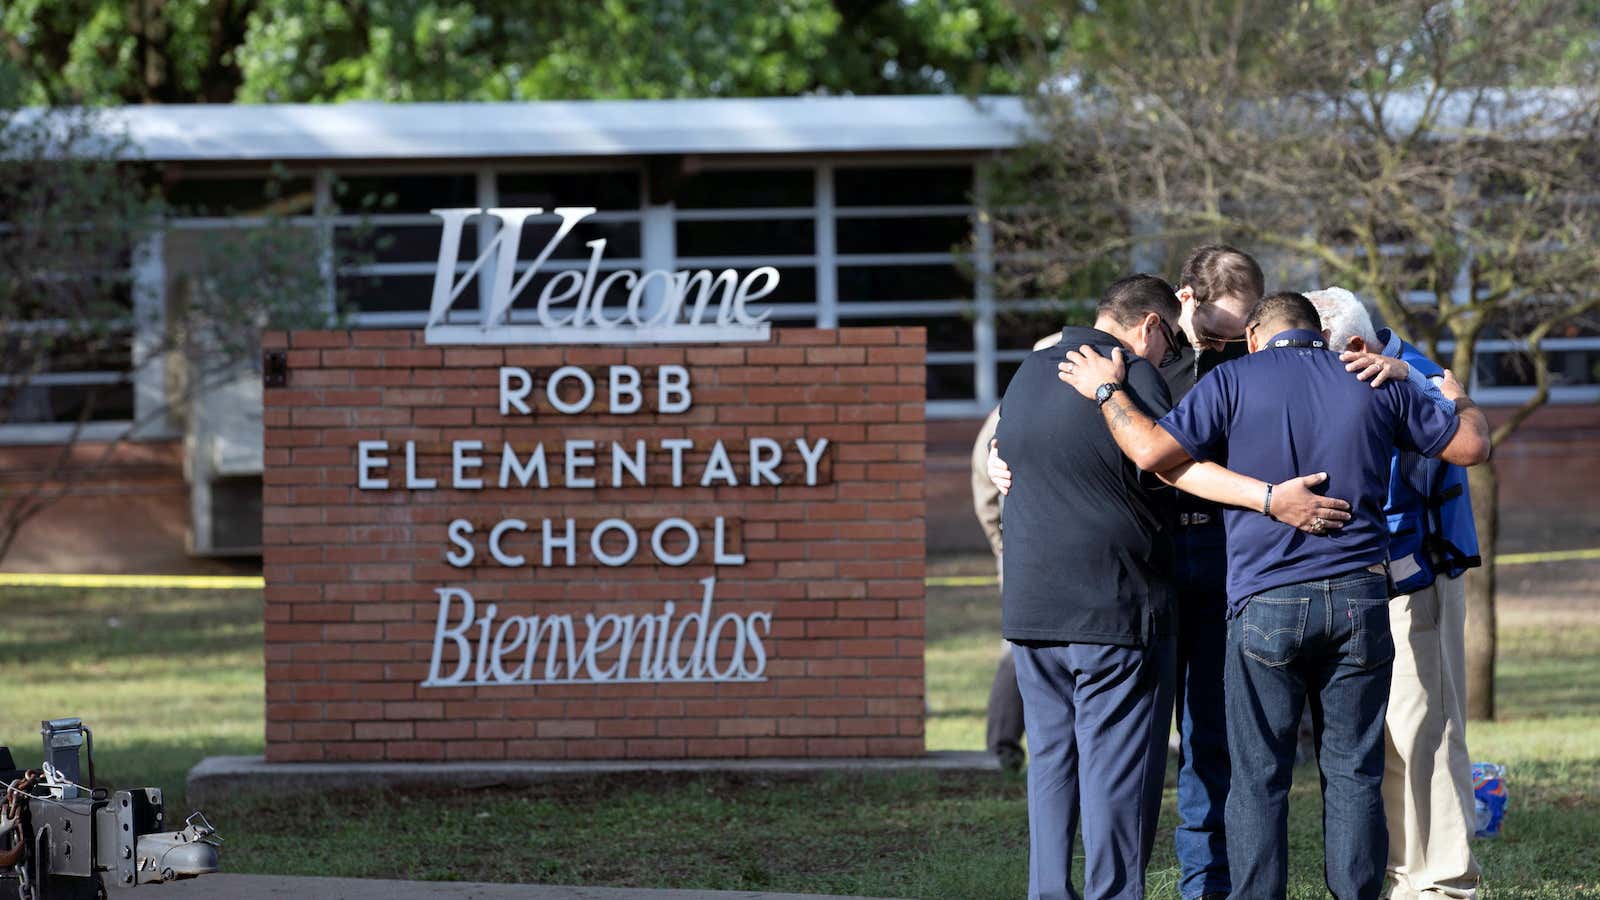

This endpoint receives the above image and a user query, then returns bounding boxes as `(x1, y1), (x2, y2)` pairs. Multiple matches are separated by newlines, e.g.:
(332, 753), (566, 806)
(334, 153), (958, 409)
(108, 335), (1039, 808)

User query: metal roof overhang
(79, 95), (1030, 162)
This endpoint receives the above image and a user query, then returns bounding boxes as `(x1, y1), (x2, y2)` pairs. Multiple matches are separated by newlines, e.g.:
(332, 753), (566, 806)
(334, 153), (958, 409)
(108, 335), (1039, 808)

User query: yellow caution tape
(1493, 547), (1600, 566)
(921, 575), (1002, 588)
(927, 546), (1600, 588)
(1, 547), (1594, 592)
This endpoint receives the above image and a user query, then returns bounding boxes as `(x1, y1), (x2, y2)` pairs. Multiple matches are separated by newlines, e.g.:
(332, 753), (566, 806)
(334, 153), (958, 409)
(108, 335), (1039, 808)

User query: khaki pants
(1384, 575), (1481, 899)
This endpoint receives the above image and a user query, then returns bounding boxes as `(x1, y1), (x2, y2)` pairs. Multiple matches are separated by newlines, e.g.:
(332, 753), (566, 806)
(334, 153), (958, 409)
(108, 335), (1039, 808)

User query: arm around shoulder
(1099, 355), (1187, 472)
(1056, 344), (1191, 471)
(1105, 391), (1191, 472)
(1434, 371), (1491, 467)
(1438, 400), (1491, 466)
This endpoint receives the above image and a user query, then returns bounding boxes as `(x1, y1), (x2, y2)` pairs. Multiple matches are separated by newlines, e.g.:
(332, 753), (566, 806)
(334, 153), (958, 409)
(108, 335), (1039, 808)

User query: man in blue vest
(1056, 291), (1492, 900)
(1307, 287), (1483, 900)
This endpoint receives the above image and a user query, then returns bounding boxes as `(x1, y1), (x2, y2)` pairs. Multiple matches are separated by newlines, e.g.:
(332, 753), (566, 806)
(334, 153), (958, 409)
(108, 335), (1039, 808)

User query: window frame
(0, 245), (152, 445)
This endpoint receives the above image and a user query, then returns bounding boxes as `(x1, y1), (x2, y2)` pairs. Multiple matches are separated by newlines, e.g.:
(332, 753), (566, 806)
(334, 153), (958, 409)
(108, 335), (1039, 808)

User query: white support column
(314, 169), (337, 318)
(476, 167), (497, 322)
(972, 166), (998, 411)
(814, 164), (839, 328)
(640, 166), (676, 320)
(130, 227), (172, 439)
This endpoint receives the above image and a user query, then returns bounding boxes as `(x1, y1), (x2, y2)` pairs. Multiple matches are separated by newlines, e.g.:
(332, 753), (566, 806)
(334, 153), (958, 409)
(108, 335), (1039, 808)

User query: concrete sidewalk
(154, 874), (904, 899)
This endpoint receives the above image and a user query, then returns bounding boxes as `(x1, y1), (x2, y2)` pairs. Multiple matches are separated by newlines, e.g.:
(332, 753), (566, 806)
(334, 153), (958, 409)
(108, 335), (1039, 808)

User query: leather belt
(1177, 512), (1214, 526)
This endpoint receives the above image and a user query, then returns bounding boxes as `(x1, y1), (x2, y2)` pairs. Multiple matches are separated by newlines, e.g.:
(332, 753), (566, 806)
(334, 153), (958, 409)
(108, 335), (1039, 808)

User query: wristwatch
(1095, 382), (1124, 407)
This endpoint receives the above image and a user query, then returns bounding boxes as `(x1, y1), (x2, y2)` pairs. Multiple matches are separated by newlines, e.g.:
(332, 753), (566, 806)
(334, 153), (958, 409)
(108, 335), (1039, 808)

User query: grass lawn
(2, 570), (1597, 898)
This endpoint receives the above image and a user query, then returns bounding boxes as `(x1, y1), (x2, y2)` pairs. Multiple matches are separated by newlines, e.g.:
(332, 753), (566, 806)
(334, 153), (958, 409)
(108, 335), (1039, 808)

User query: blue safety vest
(1381, 330), (1482, 592)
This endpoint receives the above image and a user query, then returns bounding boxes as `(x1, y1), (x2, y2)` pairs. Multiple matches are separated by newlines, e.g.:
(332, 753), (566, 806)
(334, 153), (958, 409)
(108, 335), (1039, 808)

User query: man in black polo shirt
(996, 276), (1353, 900)
(1057, 292), (1491, 900)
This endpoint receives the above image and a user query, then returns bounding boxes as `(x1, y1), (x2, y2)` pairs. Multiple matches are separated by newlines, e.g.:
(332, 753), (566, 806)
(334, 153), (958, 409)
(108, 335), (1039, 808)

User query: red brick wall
(260, 328), (927, 762)
(0, 440), (201, 574)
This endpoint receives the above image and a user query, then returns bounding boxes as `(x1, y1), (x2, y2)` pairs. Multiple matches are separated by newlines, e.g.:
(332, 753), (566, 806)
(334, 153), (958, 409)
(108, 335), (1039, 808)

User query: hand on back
(1338, 350), (1408, 387)
(987, 439), (1011, 496)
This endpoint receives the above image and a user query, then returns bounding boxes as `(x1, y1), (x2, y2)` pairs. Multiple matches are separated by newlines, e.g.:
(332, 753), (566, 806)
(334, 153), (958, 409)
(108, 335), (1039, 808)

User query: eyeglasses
(1195, 330), (1248, 346)
(1155, 317), (1183, 367)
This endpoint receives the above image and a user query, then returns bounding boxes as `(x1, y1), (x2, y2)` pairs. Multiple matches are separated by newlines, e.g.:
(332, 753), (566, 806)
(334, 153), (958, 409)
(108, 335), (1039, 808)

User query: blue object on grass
(1472, 762), (1508, 838)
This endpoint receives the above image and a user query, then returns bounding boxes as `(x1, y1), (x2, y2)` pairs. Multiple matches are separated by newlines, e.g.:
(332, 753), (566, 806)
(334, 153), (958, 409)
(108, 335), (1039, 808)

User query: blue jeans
(1224, 568), (1394, 900)
(1172, 525), (1231, 899)
(1013, 639), (1176, 900)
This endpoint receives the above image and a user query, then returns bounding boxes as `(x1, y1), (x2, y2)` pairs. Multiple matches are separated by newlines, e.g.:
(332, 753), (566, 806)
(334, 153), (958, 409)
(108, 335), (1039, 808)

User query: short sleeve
(1400, 357), (1457, 418)
(998, 354), (1030, 419)
(1158, 367), (1231, 463)
(1390, 379), (1460, 457)
(1124, 357), (1174, 419)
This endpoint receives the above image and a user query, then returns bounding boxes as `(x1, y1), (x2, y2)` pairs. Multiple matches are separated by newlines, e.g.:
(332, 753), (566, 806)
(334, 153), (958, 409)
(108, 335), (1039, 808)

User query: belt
(1177, 512), (1216, 527)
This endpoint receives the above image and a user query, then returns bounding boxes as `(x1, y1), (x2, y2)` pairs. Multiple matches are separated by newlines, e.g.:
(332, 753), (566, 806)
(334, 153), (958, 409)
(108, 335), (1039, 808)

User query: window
(165, 176), (315, 218)
(672, 169), (818, 321)
(676, 169), (812, 209)
(677, 218), (814, 257)
(319, 162), (1001, 412)
(1, 333), (135, 426)
(833, 163), (981, 413)
(835, 166), (973, 207)
(0, 227), (141, 440)
(332, 169), (647, 324)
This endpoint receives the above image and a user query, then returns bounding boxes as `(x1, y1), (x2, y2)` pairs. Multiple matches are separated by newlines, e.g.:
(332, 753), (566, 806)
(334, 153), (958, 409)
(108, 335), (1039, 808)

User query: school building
(2, 96), (1595, 572)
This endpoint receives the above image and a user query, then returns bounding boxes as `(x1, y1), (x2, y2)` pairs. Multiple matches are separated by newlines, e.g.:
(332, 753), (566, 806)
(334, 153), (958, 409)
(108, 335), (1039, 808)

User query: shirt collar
(1377, 327), (1404, 359)
(1263, 328), (1327, 350)
(1059, 325), (1125, 349)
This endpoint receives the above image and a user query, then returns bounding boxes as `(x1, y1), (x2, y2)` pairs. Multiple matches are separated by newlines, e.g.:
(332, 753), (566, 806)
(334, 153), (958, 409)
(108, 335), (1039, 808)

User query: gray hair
(1304, 286), (1381, 351)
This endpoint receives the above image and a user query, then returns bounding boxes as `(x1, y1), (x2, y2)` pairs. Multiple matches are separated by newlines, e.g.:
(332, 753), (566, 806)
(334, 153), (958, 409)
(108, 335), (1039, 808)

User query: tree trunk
(1464, 459), (1499, 721)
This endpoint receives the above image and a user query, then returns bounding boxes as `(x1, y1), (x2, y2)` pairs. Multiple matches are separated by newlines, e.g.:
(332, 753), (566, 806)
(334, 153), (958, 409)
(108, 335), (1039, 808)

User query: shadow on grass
(1495, 625), (1600, 720)
(927, 706), (988, 719)
(924, 585), (1003, 645)
(208, 770), (1032, 899)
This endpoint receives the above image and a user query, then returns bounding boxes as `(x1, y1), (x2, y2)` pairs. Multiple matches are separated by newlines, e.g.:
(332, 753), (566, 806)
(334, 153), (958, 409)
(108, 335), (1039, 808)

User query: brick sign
(260, 328), (927, 762)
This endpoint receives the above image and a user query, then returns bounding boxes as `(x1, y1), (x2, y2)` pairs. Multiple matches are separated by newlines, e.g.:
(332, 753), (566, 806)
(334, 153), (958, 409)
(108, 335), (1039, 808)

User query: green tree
(996, 0), (1600, 720)
(0, 1), (1037, 105)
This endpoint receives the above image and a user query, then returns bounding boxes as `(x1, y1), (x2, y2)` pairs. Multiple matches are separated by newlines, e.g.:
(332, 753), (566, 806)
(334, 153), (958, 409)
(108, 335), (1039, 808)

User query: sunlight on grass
(0, 587), (264, 802)
(2, 576), (1597, 897)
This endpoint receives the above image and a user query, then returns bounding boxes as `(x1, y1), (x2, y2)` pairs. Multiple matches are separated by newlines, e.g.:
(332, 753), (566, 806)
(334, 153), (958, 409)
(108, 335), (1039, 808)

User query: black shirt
(1161, 336), (1249, 517)
(996, 326), (1176, 646)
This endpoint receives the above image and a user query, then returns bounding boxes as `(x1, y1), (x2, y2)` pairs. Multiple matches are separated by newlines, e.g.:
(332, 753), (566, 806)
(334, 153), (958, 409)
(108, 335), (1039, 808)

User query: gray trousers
(1013, 639), (1175, 900)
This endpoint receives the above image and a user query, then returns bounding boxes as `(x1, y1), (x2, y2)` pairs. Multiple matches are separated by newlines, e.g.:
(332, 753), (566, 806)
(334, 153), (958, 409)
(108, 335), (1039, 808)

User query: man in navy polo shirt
(1056, 292), (1491, 900)
(1307, 287), (1485, 899)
